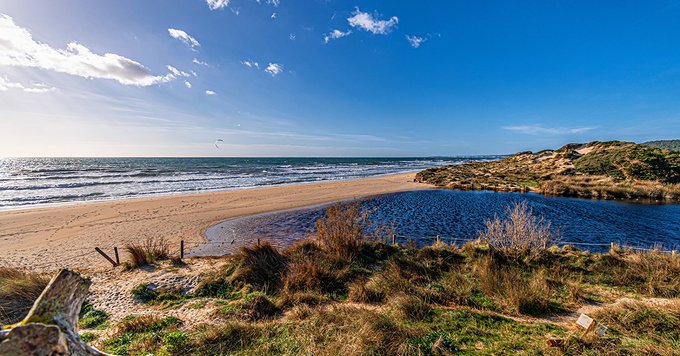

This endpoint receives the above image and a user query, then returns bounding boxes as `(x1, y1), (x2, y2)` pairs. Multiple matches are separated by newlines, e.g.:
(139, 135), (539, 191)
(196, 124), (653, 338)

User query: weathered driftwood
(0, 269), (110, 355)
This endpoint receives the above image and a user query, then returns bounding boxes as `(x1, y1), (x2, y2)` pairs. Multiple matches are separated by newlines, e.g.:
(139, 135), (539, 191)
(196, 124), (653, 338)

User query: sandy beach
(0, 172), (427, 272)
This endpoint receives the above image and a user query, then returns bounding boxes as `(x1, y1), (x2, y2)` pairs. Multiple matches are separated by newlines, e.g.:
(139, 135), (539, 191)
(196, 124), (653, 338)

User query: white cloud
(265, 63), (283, 76)
(0, 14), (174, 86)
(206, 0), (230, 10)
(324, 29), (352, 44)
(205, 90), (216, 95)
(289, 33), (296, 41)
(503, 125), (595, 135)
(271, 12), (277, 19)
(166, 65), (191, 77)
(241, 60), (260, 69)
(406, 35), (426, 48)
(168, 28), (200, 48)
(347, 8), (398, 35)
(184, 81), (192, 88)
(267, 0), (280, 7)
(0, 76), (55, 93)
(192, 58), (208, 66)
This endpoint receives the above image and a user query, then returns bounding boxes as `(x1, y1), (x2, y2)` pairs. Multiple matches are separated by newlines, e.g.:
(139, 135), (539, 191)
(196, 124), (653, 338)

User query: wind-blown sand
(0, 172), (427, 272)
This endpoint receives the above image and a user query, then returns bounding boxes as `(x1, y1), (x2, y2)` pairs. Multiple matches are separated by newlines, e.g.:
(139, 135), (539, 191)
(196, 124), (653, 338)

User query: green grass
(79, 300), (109, 329)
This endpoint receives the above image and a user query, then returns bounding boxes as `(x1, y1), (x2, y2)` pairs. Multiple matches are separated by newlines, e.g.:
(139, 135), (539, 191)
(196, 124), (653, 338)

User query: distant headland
(416, 140), (680, 202)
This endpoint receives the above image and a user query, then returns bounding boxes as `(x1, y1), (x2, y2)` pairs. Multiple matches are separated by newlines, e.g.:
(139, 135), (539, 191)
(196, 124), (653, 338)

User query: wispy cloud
(166, 65), (191, 77)
(265, 63), (284, 76)
(192, 58), (208, 66)
(503, 124), (595, 135)
(241, 60), (260, 69)
(324, 29), (352, 44)
(168, 28), (200, 48)
(267, 0), (280, 7)
(0, 76), (55, 93)
(347, 8), (399, 35)
(206, 0), (230, 10)
(205, 90), (216, 95)
(184, 81), (192, 88)
(406, 35), (426, 48)
(0, 14), (174, 86)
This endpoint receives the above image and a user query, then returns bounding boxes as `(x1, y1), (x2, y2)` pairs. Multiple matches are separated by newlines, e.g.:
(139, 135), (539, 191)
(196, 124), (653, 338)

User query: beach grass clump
(594, 249), (680, 297)
(102, 314), (183, 355)
(214, 291), (280, 321)
(79, 299), (109, 329)
(479, 201), (558, 260)
(124, 236), (171, 268)
(473, 256), (553, 315)
(228, 241), (288, 294)
(0, 266), (49, 325)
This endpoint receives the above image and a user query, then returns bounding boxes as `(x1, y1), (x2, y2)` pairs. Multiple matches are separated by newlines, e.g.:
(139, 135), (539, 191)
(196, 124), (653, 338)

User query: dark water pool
(194, 190), (680, 256)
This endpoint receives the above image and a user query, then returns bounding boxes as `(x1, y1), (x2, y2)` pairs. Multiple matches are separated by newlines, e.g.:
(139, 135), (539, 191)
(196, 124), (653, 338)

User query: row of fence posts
(94, 241), (188, 268)
(92, 237), (678, 268)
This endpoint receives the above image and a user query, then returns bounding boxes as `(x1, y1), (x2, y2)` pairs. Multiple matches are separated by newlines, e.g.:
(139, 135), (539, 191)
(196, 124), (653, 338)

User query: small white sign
(576, 313), (595, 329)
(594, 323), (608, 336)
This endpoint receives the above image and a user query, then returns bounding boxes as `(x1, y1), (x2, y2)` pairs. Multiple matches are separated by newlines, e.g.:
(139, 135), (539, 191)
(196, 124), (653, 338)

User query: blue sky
(1, 0), (679, 157)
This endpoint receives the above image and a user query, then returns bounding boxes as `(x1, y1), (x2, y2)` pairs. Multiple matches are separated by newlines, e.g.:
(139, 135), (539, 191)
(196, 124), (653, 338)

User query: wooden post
(180, 240), (185, 259)
(392, 234), (396, 246)
(436, 235), (440, 244)
(94, 247), (117, 267)
(113, 247), (120, 265)
(257, 238), (260, 246)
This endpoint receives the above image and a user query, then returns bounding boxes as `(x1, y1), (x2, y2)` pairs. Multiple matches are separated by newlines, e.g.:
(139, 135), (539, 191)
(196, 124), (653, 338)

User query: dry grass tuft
(597, 250), (680, 297)
(125, 236), (170, 268)
(0, 267), (49, 325)
(475, 256), (551, 315)
(479, 201), (557, 260)
(229, 242), (288, 293)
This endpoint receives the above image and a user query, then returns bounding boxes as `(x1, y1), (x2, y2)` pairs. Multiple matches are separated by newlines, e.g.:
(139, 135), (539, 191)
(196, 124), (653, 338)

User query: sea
(0, 157), (498, 209)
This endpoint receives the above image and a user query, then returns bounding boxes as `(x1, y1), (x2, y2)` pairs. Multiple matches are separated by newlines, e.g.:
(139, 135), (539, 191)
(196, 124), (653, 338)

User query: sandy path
(0, 173), (427, 272)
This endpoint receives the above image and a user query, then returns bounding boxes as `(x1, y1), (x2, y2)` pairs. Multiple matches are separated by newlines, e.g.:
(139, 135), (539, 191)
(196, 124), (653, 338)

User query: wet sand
(0, 173), (428, 272)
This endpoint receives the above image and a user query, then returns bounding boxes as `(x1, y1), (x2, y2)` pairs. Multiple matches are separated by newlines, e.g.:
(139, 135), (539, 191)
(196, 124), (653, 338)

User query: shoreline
(0, 169), (427, 213)
(0, 172), (428, 272)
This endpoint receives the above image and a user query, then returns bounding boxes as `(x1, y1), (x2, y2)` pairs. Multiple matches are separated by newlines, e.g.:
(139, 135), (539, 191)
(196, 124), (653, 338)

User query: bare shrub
(125, 236), (170, 268)
(314, 201), (368, 260)
(479, 201), (557, 259)
(0, 267), (49, 324)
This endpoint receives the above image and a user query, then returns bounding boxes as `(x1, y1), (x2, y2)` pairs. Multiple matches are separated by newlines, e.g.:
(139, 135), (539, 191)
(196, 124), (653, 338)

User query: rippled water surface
(203, 190), (680, 254)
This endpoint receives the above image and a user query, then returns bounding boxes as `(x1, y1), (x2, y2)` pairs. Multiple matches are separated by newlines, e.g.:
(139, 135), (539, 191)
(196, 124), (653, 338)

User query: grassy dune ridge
(416, 141), (680, 202)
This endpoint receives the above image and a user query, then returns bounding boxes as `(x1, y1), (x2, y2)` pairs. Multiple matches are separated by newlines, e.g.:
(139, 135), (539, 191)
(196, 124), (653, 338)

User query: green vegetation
(573, 141), (680, 183)
(416, 140), (680, 201)
(101, 314), (184, 355)
(0, 267), (49, 324)
(79, 299), (109, 329)
(86, 202), (680, 355)
(644, 139), (680, 151)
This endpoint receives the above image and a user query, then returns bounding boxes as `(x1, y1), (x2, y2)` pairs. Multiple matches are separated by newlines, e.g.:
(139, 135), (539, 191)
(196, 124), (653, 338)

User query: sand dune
(0, 173), (427, 272)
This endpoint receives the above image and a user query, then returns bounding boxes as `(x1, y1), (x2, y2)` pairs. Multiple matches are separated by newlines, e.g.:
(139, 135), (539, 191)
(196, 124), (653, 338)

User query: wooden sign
(576, 313), (595, 330)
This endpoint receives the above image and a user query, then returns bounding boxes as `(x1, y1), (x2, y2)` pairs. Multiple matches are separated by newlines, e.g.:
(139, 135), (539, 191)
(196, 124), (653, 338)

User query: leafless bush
(315, 201), (369, 260)
(479, 201), (557, 259)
